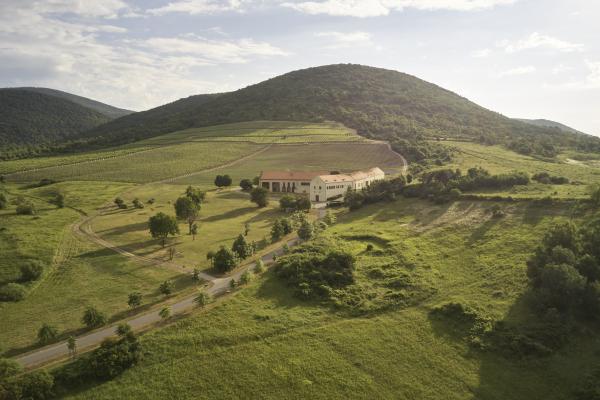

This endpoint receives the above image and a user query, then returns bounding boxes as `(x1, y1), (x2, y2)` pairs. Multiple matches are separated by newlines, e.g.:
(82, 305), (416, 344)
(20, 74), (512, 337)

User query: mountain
(83, 64), (600, 158)
(18, 87), (133, 119)
(0, 88), (133, 159)
(516, 118), (585, 135)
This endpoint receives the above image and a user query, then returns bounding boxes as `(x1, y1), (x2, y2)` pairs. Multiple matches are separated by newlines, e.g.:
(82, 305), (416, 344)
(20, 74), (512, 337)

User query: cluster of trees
(279, 195), (311, 212)
(527, 218), (600, 319)
(403, 167), (529, 203)
(208, 231), (260, 274)
(344, 177), (407, 210)
(0, 260), (46, 302)
(532, 172), (569, 185)
(214, 175), (232, 188)
(275, 241), (355, 301)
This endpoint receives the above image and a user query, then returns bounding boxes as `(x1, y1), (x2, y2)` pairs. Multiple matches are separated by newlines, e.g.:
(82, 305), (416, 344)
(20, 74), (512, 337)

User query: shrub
(254, 259), (265, 274)
(159, 307), (170, 319)
(132, 198), (144, 209)
(279, 195), (296, 210)
(127, 292), (142, 308)
(250, 187), (269, 207)
(366, 244), (374, 252)
(213, 246), (237, 273)
(16, 202), (35, 215)
(239, 179), (253, 191)
(0, 283), (26, 302)
(20, 260), (44, 282)
(239, 270), (253, 285)
(194, 290), (211, 307)
(232, 234), (253, 260)
(214, 174), (232, 187)
(0, 193), (7, 209)
(159, 280), (174, 296)
(0, 358), (22, 380)
(38, 323), (58, 345)
(2, 370), (55, 400)
(297, 219), (314, 240)
(82, 306), (107, 328)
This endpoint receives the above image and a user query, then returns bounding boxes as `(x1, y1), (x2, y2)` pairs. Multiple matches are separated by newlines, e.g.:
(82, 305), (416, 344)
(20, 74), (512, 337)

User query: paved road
(15, 237), (300, 369)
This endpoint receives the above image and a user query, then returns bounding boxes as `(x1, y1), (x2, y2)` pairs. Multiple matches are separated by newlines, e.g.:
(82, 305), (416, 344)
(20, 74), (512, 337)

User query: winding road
(12, 138), (407, 370)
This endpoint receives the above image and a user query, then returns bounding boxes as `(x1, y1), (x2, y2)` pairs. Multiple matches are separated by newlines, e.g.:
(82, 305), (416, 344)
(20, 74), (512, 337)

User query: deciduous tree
(148, 212), (179, 247)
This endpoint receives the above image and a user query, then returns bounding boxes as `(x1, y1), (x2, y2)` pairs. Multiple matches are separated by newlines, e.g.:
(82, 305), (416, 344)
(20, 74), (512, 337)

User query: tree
(185, 186), (205, 206)
(192, 268), (201, 282)
(244, 222), (250, 236)
(271, 219), (284, 242)
(114, 197), (124, 207)
(159, 307), (171, 319)
(174, 196), (200, 235)
(239, 179), (253, 191)
(279, 195), (296, 210)
(191, 222), (198, 240)
(295, 196), (311, 211)
(67, 336), (77, 358)
(0, 358), (22, 380)
(37, 323), (58, 345)
(214, 246), (237, 273)
(20, 260), (44, 282)
(194, 290), (211, 307)
(0, 283), (26, 301)
(116, 323), (132, 337)
(239, 270), (253, 285)
(82, 306), (106, 328)
(232, 233), (253, 259)
(148, 212), (179, 247)
(214, 174), (232, 187)
(128, 292), (142, 308)
(254, 259), (265, 274)
(16, 370), (55, 400)
(159, 280), (174, 296)
(250, 187), (269, 207)
(168, 246), (176, 260)
(298, 219), (314, 240)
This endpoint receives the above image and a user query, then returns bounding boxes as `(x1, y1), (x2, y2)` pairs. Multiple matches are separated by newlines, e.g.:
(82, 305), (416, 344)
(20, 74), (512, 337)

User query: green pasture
(439, 141), (600, 199)
(64, 198), (599, 400)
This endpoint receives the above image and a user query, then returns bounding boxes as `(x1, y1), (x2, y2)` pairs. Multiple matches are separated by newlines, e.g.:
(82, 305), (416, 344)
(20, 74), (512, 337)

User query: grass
(169, 142), (405, 187)
(91, 187), (286, 272)
(0, 121), (360, 178)
(61, 198), (600, 399)
(438, 141), (600, 199)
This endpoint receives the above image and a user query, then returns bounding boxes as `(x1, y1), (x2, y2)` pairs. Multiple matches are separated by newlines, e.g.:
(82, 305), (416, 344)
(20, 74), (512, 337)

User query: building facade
(259, 171), (327, 194)
(309, 167), (385, 203)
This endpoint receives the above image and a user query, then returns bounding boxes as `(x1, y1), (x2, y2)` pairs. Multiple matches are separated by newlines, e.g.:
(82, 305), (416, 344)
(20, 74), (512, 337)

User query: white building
(310, 167), (385, 203)
(259, 171), (327, 194)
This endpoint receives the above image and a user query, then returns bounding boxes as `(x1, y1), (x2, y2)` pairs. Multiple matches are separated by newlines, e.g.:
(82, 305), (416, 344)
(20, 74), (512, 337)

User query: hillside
(18, 87), (133, 119)
(0, 89), (127, 159)
(516, 118), (585, 135)
(83, 64), (600, 157)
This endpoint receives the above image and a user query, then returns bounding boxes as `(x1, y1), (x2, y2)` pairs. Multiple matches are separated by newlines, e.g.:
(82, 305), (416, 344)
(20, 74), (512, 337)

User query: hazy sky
(1, 0), (599, 135)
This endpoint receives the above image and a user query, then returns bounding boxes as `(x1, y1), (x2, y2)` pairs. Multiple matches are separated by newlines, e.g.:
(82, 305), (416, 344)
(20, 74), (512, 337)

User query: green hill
(0, 89), (131, 159)
(516, 118), (585, 135)
(83, 64), (600, 157)
(18, 87), (133, 119)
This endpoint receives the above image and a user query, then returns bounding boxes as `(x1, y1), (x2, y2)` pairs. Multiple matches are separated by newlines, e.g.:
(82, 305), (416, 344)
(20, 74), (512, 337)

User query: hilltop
(0, 88), (133, 159)
(516, 118), (586, 135)
(83, 64), (600, 157)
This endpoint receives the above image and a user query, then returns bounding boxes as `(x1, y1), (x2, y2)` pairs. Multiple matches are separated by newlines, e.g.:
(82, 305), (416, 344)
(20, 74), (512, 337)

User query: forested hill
(18, 87), (133, 119)
(0, 89), (115, 159)
(516, 118), (585, 135)
(83, 64), (600, 156)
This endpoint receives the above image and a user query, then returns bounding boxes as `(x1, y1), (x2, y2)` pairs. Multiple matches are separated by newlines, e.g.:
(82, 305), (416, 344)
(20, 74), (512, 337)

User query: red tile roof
(259, 171), (327, 181)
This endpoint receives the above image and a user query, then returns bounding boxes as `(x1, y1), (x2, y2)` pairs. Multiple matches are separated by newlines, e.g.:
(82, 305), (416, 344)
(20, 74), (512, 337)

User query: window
(301, 182), (309, 186)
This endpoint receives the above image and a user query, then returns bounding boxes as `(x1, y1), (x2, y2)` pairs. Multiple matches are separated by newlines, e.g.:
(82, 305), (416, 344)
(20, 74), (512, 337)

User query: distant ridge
(516, 118), (586, 136)
(18, 87), (133, 119)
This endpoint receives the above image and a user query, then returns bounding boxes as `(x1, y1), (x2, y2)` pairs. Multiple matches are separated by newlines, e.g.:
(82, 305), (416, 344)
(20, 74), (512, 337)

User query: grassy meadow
(61, 197), (600, 400)
(439, 140), (600, 199)
(91, 188), (286, 272)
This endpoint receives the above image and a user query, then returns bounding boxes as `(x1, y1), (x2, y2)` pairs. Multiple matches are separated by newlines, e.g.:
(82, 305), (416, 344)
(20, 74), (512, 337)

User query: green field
(91, 188), (285, 272)
(1, 121), (361, 179)
(439, 140), (600, 199)
(170, 142), (405, 186)
(62, 198), (599, 400)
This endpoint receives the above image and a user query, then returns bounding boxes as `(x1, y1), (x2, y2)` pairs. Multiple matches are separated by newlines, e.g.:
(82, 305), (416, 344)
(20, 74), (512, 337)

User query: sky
(1, 0), (599, 135)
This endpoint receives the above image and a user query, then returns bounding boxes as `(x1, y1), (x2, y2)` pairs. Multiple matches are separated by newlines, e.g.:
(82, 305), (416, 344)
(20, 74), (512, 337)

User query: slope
(18, 87), (133, 119)
(82, 64), (600, 156)
(516, 118), (585, 135)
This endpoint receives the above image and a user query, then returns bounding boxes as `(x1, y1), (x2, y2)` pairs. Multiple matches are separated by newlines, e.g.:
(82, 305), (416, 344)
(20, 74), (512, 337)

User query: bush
(532, 172), (569, 185)
(0, 193), (7, 209)
(1, 370), (55, 400)
(194, 290), (211, 307)
(16, 202), (35, 215)
(82, 306), (107, 328)
(214, 174), (232, 187)
(250, 187), (269, 207)
(38, 323), (58, 345)
(239, 270), (253, 285)
(254, 259), (265, 274)
(20, 260), (44, 282)
(0, 358), (22, 380)
(232, 234), (253, 260)
(0, 283), (26, 302)
(297, 219), (314, 240)
(159, 280), (174, 296)
(213, 246), (237, 273)
(132, 198), (144, 209)
(239, 179), (253, 191)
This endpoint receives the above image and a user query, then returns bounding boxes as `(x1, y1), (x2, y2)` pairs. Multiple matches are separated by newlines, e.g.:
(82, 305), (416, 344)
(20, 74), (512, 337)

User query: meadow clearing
(439, 140), (600, 199)
(61, 197), (600, 400)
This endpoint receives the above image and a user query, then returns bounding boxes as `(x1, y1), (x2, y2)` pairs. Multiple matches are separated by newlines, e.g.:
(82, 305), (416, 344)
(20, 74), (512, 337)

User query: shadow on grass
(467, 216), (501, 245)
(200, 206), (256, 223)
(95, 221), (148, 236)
